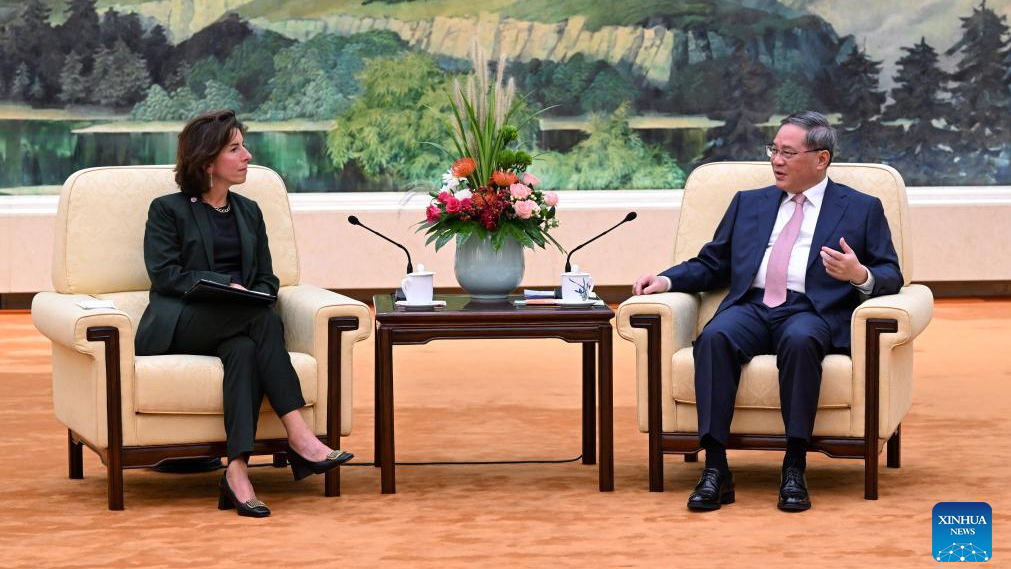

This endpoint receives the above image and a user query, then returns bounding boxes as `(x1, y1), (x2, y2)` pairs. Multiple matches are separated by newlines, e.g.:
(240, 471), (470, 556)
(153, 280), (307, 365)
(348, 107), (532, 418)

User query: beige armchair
(616, 162), (933, 499)
(31, 165), (372, 510)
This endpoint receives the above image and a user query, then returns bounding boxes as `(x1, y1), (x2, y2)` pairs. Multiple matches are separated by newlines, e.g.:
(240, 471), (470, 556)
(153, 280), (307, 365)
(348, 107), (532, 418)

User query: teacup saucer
(556, 298), (599, 307)
(395, 300), (446, 308)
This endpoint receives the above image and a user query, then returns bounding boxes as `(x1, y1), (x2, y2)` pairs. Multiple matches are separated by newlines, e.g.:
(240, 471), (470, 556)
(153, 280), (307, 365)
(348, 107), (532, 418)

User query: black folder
(183, 279), (277, 305)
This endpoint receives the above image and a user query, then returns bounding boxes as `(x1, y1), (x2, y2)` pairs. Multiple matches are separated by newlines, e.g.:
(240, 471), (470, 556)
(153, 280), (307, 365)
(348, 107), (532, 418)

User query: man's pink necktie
(763, 193), (806, 307)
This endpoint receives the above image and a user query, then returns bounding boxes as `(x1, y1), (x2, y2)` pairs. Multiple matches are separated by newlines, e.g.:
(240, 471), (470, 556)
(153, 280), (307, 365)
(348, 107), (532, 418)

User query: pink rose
(509, 183), (531, 200)
(514, 199), (536, 220)
(522, 172), (540, 186)
(437, 191), (451, 204)
(445, 196), (461, 214)
(543, 191), (559, 207)
(426, 204), (441, 224)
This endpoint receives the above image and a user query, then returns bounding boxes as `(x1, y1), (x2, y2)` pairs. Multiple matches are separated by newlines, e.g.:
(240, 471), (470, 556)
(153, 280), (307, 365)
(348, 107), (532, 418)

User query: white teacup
(401, 264), (435, 305)
(561, 265), (594, 302)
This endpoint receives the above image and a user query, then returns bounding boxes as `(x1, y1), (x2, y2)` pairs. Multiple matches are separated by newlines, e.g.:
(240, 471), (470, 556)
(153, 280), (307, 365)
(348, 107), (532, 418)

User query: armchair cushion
(671, 351), (853, 410)
(134, 352), (317, 414)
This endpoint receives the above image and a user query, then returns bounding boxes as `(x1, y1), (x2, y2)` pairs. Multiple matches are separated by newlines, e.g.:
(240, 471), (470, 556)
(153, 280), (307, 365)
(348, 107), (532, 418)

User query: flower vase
(454, 235), (524, 301)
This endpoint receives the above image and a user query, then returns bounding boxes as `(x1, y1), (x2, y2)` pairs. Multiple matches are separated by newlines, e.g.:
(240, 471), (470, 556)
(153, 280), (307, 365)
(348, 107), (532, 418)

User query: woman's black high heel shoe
(218, 475), (270, 518)
(286, 445), (354, 481)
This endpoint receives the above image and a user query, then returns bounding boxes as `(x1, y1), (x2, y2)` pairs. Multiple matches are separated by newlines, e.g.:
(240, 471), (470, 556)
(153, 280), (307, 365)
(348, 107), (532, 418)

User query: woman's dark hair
(175, 109), (246, 197)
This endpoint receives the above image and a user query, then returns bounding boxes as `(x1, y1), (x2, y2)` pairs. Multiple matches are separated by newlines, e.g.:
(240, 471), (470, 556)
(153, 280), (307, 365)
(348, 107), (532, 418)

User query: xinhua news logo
(933, 502), (992, 562)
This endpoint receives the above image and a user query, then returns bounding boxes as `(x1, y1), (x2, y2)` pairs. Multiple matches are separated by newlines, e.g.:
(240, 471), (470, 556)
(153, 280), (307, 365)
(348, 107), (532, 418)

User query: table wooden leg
(378, 326), (396, 494)
(581, 342), (596, 465)
(597, 326), (614, 492)
(373, 330), (382, 468)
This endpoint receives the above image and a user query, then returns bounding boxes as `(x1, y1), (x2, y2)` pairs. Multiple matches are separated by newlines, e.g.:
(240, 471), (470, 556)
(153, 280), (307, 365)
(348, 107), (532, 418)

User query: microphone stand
(347, 216), (412, 300)
(555, 212), (637, 298)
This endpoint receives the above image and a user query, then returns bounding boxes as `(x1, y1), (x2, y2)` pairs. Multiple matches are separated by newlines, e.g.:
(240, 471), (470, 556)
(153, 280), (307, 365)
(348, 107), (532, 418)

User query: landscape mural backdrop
(1, 0), (1009, 194)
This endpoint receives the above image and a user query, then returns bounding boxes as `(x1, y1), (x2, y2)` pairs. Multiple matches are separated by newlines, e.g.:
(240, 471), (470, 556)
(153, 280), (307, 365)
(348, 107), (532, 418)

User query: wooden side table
(372, 294), (615, 493)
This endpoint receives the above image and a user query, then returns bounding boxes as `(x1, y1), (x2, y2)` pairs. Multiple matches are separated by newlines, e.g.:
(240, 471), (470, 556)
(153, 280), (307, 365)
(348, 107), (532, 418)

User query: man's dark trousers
(693, 288), (832, 445)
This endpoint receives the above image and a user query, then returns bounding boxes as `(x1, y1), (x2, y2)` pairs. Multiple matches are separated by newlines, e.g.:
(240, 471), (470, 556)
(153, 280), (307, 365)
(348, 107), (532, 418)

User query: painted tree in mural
(90, 40), (151, 107)
(698, 47), (774, 165)
(882, 38), (956, 185)
(326, 52), (454, 186)
(946, 0), (1011, 183)
(512, 55), (636, 115)
(59, 0), (100, 73)
(58, 51), (89, 104)
(835, 47), (886, 163)
(255, 31), (404, 120)
(537, 103), (686, 190)
(1, 0), (55, 103)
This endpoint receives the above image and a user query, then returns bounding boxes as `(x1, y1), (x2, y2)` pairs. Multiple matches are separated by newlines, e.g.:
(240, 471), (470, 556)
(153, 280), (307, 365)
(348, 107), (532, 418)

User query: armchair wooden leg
(272, 453), (287, 468)
(325, 317), (359, 498)
(107, 459), (124, 511)
(863, 319), (896, 500)
(630, 314), (664, 492)
(684, 452), (699, 463)
(887, 425), (901, 469)
(68, 430), (83, 479)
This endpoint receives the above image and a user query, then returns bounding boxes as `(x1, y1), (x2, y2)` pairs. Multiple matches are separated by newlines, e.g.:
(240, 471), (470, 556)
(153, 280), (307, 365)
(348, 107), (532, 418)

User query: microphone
(347, 216), (413, 300)
(564, 212), (637, 273)
(555, 212), (637, 298)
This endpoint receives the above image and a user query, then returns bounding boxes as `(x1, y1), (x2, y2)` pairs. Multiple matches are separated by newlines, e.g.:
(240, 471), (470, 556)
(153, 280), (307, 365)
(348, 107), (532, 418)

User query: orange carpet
(1, 299), (1009, 568)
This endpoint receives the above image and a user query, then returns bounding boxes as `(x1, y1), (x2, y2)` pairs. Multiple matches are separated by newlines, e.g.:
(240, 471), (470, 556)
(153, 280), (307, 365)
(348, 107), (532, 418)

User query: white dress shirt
(661, 176), (875, 295)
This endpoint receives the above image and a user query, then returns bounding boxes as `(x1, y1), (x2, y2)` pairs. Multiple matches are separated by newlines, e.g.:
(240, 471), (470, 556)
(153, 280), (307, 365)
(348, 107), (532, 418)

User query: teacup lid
(409, 263), (434, 276)
(561, 264), (588, 276)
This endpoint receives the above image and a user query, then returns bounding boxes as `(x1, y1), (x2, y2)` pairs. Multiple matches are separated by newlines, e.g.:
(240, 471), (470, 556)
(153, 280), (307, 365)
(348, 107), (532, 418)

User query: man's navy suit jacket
(659, 178), (903, 351)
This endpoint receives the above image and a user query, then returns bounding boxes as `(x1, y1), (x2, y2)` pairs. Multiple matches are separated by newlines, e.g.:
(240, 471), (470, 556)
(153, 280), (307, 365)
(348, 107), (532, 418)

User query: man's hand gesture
(633, 274), (669, 296)
(820, 237), (868, 285)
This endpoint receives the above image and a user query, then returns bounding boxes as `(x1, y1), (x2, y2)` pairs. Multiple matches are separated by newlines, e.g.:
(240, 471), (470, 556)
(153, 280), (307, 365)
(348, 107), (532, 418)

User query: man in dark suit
(633, 111), (902, 512)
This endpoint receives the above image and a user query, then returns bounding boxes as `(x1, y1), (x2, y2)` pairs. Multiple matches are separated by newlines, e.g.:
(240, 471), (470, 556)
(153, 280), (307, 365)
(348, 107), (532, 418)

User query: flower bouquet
(419, 44), (562, 253)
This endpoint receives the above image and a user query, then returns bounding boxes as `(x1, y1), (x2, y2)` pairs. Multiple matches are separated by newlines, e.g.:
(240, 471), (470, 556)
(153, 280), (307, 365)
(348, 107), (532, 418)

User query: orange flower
(472, 187), (498, 210)
(491, 170), (518, 187)
(452, 157), (476, 178)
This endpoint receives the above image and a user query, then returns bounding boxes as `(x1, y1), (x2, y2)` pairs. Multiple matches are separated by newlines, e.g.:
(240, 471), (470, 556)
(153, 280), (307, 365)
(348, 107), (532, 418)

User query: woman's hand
(229, 282), (248, 290)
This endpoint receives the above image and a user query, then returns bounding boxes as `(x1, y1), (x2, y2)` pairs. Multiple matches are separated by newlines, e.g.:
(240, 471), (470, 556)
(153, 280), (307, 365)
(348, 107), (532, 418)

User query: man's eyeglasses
(765, 144), (826, 160)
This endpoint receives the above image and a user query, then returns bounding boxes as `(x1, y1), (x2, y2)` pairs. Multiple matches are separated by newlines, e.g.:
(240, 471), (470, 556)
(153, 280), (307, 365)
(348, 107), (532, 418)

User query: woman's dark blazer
(135, 191), (279, 356)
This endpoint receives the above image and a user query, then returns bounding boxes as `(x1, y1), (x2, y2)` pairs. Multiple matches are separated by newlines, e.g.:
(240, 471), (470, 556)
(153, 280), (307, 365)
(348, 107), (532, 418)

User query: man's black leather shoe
(778, 466), (812, 512)
(687, 467), (735, 511)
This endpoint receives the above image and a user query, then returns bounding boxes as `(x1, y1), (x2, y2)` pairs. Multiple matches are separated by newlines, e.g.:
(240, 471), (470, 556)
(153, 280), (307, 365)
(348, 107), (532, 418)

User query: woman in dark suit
(135, 110), (352, 518)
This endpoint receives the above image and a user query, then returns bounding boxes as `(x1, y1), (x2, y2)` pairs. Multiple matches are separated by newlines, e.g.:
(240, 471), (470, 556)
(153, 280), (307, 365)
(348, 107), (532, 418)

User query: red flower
(437, 191), (451, 204)
(491, 170), (518, 187)
(445, 196), (462, 214)
(452, 157), (476, 178)
(481, 210), (498, 231)
(426, 204), (441, 224)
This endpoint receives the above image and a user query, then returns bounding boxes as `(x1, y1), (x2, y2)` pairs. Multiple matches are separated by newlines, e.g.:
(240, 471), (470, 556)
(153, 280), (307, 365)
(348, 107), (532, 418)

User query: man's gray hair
(780, 111), (837, 163)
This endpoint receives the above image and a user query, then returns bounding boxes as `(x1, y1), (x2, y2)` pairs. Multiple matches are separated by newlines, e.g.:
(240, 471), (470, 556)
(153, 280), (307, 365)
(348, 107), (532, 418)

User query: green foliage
(185, 31), (294, 108)
(513, 54), (635, 115)
(58, 51), (88, 104)
(129, 84), (176, 120)
(131, 81), (241, 120)
(327, 52), (454, 184)
(537, 103), (686, 190)
(12, 63), (30, 101)
(947, 0), (1011, 148)
(199, 80), (244, 114)
(699, 48), (774, 164)
(90, 40), (151, 107)
(254, 30), (404, 121)
(773, 77), (816, 114)
(667, 60), (724, 114)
